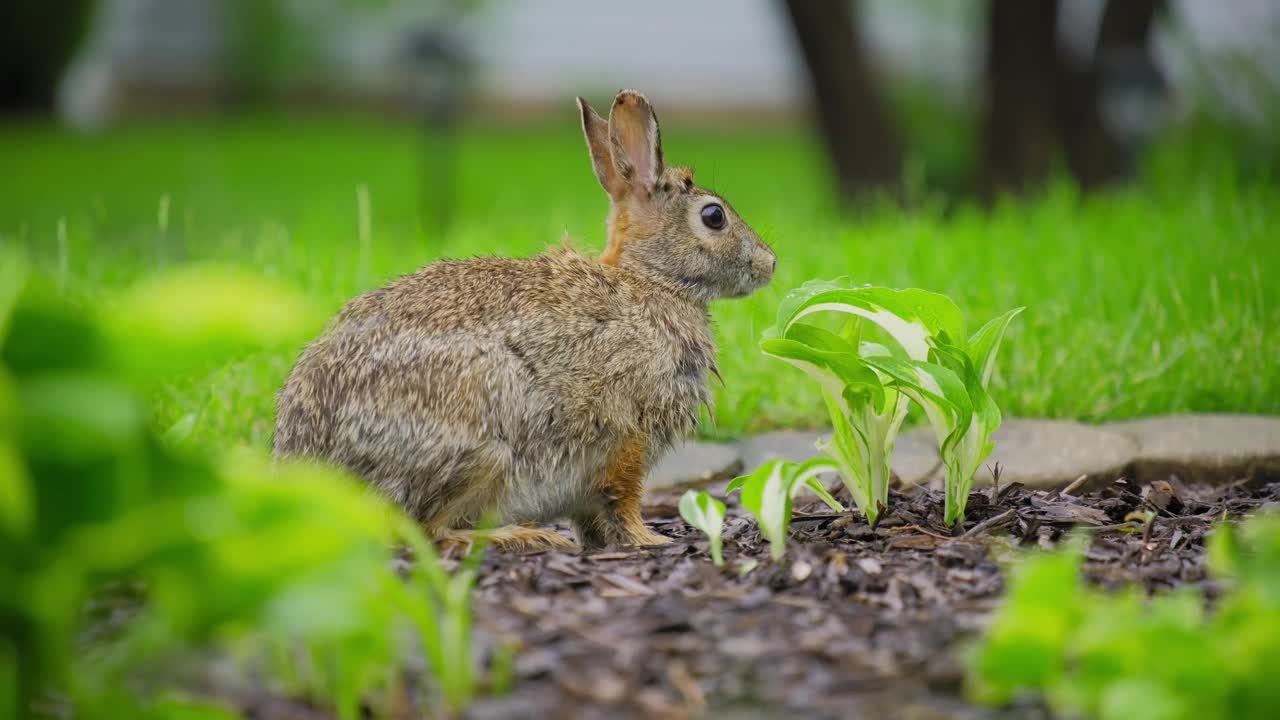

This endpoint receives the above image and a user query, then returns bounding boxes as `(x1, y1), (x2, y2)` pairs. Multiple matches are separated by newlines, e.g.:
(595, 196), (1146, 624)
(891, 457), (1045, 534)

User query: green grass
(1, 114), (1276, 446)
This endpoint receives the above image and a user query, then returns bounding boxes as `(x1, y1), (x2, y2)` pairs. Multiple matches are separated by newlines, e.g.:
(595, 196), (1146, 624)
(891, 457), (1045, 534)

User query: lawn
(1, 114), (1275, 447)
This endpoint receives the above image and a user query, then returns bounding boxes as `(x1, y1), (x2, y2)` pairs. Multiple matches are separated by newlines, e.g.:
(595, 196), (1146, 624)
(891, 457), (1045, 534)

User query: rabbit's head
(578, 90), (776, 301)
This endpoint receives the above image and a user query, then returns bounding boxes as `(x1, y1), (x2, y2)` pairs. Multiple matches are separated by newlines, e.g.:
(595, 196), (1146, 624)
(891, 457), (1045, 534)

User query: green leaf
(164, 413), (199, 447)
(770, 277), (853, 335)
(972, 515), (1280, 719)
(938, 347), (1003, 524)
(733, 458), (847, 560)
(761, 318), (899, 527)
(861, 355), (972, 448)
(2, 278), (105, 376)
(0, 247), (28, 345)
(970, 542), (1084, 704)
(736, 460), (792, 561)
(17, 373), (148, 463)
(780, 286), (965, 361)
(765, 282), (1020, 529)
(149, 692), (245, 720)
(103, 265), (326, 380)
(821, 382), (903, 527)
(818, 391), (871, 515)
(0, 369), (14, 439)
(0, 439), (32, 539)
(1097, 678), (1187, 720)
(792, 457), (845, 512)
(1211, 512), (1280, 605)
(762, 328), (884, 412)
(679, 490), (726, 566)
(1207, 521), (1240, 579)
(967, 307), (1025, 387)
(862, 353), (1004, 525)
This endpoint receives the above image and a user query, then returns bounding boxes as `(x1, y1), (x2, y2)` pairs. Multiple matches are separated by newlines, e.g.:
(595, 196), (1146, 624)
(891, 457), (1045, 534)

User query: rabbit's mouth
(727, 270), (773, 299)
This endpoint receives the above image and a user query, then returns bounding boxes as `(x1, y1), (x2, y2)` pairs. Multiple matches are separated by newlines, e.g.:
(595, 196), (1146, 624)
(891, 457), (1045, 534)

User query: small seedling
(727, 458), (845, 560)
(679, 489), (727, 566)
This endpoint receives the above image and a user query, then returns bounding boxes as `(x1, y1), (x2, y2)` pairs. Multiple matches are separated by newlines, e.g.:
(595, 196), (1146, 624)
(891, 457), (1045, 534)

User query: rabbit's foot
(620, 525), (671, 547)
(573, 510), (670, 549)
(573, 512), (670, 545)
(436, 525), (578, 554)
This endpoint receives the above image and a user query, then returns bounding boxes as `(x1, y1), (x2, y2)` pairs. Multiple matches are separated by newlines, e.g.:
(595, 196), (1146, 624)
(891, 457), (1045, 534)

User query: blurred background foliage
(0, 251), (487, 719)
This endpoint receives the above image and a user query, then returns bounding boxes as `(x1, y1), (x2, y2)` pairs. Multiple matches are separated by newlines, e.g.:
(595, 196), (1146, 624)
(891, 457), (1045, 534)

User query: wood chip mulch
(462, 475), (1280, 720)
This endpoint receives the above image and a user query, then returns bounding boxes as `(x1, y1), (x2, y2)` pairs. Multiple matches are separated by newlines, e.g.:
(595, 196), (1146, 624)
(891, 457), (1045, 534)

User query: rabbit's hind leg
(434, 525), (577, 553)
(418, 455), (578, 553)
(576, 435), (670, 549)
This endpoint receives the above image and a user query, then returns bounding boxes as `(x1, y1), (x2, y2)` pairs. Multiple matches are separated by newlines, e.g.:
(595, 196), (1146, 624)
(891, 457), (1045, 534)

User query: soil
(459, 475), (1280, 720)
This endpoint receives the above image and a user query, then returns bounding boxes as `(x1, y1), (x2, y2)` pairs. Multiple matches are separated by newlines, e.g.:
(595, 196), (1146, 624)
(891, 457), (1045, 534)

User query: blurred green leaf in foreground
(0, 249), (481, 720)
(970, 513), (1280, 720)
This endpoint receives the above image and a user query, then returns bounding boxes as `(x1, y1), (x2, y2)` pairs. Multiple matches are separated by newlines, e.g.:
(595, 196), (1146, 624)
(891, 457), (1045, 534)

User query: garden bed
(458, 475), (1279, 719)
(61, 471), (1279, 720)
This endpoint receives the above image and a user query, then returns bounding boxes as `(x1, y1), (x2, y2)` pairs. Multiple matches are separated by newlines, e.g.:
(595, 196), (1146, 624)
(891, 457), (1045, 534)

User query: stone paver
(1108, 413), (1280, 485)
(902, 419), (1139, 490)
(892, 431), (940, 486)
(649, 414), (1280, 494)
(737, 430), (825, 471)
(646, 441), (742, 490)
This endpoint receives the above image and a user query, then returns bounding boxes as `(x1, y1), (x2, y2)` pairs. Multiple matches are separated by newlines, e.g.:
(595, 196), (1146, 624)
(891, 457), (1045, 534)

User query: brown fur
(577, 434), (666, 547)
(436, 525), (577, 554)
(600, 203), (636, 267)
(274, 90), (775, 551)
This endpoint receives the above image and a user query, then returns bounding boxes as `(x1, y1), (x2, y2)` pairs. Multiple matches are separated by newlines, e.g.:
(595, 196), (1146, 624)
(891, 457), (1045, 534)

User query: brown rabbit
(273, 90), (776, 551)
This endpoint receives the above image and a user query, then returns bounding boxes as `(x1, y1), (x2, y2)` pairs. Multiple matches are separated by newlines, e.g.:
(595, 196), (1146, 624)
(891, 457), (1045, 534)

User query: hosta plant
(726, 458), (844, 560)
(861, 307), (1023, 525)
(678, 490), (727, 566)
(763, 279), (1022, 526)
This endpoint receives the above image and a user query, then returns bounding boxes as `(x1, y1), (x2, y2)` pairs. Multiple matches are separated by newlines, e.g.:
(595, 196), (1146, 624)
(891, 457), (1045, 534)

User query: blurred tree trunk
(781, 0), (903, 200)
(1058, 0), (1165, 186)
(0, 0), (95, 113)
(983, 0), (1164, 196)
(1097, 0), (1164, 55)
(981, 0), (1060, 195)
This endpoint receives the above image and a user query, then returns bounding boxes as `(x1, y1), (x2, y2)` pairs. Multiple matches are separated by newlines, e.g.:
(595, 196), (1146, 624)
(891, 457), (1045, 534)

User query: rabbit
(273, 90), (776, 551)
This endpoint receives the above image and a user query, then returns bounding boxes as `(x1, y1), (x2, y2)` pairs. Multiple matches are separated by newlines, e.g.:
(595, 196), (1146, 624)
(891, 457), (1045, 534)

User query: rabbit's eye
(700, 204), (727, 230)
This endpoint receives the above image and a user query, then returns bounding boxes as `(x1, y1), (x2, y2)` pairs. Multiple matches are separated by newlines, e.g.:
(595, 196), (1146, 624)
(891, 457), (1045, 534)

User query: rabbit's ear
(578, 97), (624, 199)
(608, 90), (664, 194)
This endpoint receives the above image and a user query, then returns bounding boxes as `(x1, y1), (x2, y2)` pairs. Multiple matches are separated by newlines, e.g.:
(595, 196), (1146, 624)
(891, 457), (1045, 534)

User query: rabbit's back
(273, 249), (714, 526)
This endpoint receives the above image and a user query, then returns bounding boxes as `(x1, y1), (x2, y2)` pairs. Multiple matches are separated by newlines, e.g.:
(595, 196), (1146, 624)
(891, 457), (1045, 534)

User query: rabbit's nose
(769, 256), (777, 274)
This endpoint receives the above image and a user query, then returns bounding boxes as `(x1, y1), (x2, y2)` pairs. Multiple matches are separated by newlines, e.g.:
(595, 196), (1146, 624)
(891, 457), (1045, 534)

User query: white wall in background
(461, 0), (804, 108)
(60, 0), (1280, 125)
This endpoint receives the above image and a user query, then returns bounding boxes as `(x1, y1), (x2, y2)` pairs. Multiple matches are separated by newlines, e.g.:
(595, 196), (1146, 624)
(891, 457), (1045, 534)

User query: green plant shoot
(679, 490), (727, 566)
(727, 458), (845, 560)
(762, 280), (966, 526)
(863, 307), (1023, 524)
(764, 279), (1021, 526)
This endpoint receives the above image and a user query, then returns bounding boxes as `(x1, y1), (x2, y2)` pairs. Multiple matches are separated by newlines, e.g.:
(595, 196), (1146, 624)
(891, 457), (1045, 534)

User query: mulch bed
(462, 475), (1280, 720)
(63, 475), (1280, 720)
